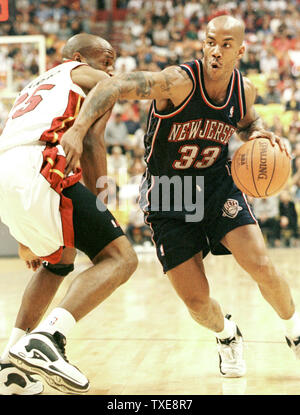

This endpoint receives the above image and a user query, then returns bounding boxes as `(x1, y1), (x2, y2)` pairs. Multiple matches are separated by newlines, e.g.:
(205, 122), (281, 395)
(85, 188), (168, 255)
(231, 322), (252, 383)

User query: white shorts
(0, 144), (64, 259)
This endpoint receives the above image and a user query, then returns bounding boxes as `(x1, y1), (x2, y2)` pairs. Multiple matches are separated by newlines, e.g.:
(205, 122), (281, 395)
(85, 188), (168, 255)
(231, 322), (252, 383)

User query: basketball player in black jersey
(35, 16), (300, 377)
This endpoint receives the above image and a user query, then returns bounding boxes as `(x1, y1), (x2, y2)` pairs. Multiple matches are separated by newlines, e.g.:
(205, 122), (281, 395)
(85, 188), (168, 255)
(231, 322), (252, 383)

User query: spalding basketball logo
(222, 198), (243, 218)
(257, 140), (268, 180)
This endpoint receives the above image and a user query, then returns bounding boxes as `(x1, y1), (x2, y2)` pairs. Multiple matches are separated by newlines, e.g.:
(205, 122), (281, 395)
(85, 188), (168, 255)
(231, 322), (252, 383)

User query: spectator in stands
(289, 127), (300, 148)
(183, 0), (203, 21)
(121, 101), (141, 134)
(70, 19), (83, 36)
(43, 15), (60, 36)
(260, 47), (279, 74)
(125, 199), (152, 246)
(254, 86), (265, 104)
(291, 153), (300, 200)
(57, 18), (73, 40)
(285, 85), (300, 111)
(271, 115), (286, 137)
(264, 79), (282, 104)
(127, 154), (145, 178)
(279, 190), (298, 246)
(131, 128), (146, 154)
(252, 197), (281, 247)
(115, 47), (137, 73)
(108, 145), (128, 176)
(125, 14), (144, 40)
(152, 21), (170, 49)
(290, 111), (300, 135)
(105, 111), (130, 154)
(240, 50), (260, 74)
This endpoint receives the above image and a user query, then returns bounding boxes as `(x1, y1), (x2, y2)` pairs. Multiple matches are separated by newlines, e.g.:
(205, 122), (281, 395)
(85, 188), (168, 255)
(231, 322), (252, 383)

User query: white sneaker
(286, 336), (300, 359)
(9, 331), (89, 394)
(216, 315), (246, 378)
(0, 361), (43, 395)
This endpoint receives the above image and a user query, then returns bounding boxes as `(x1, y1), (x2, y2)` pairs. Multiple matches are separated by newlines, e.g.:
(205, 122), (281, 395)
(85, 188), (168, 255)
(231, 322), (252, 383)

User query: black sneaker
(9, 331), (89, 394)
(0, 361), (43, 395)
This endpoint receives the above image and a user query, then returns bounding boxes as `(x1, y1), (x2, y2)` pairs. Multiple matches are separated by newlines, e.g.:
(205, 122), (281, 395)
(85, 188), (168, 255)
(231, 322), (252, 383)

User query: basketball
(231, 138), (291, 198)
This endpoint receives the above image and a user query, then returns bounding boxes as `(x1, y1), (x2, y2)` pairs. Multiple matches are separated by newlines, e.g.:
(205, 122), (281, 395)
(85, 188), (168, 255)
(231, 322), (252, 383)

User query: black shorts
(62, 182), (124, 261)
(146, 186), (257, 273)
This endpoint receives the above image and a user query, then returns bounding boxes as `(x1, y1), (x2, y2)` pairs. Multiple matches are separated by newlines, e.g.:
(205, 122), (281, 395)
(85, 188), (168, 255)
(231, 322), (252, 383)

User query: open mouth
(211, 62), (221, 69)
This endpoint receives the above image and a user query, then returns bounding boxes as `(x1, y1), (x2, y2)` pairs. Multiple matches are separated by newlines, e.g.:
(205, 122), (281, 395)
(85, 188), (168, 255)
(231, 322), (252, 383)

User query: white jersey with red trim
(0, 60), (87, 153)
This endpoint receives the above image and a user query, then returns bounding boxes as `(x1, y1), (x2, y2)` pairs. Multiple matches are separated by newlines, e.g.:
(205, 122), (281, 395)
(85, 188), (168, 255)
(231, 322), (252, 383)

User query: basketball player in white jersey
(0, 34), (138, 394)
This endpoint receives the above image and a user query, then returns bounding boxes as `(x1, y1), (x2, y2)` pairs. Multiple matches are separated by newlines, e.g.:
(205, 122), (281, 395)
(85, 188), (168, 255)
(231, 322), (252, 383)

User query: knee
(93, 236), (138, 283)
(119, 247), (138, 283)
(243, 254), (275, 282)
(181, 293), (210, 314)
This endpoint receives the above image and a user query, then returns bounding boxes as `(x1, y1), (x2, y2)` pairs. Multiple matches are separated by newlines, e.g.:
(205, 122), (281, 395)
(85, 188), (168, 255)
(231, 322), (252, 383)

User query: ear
(237, 44), (245, 60)
(73, 52), (83, 62)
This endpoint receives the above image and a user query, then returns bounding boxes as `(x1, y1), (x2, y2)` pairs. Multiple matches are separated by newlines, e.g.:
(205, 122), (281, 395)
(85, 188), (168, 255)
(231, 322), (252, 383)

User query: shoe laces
(53, 331), (69, 363)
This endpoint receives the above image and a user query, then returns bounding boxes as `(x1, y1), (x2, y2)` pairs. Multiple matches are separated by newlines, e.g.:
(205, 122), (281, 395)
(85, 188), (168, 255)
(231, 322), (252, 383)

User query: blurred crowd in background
(0, 0), (300, 248)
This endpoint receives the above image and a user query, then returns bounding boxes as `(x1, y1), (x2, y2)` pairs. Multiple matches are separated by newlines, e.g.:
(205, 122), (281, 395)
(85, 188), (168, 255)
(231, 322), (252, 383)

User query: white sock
(282, 311), (300, 339)
(1, 328), (26, 363)
(215, 317), (236, 340)
(32, 307), (76, 338)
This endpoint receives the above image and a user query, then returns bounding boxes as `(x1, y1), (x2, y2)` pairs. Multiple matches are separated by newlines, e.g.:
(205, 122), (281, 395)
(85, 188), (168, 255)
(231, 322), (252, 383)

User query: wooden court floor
(1, 247), (300, 395)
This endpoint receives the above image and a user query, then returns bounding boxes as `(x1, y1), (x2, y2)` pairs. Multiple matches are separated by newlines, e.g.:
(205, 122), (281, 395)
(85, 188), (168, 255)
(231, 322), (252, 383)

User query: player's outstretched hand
(249, 130), (291, 158)
(60, 127), (83, 176)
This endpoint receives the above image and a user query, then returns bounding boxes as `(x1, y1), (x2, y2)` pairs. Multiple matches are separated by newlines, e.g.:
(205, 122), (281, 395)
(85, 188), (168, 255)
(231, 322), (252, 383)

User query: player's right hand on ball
(249, 130), (291, 158)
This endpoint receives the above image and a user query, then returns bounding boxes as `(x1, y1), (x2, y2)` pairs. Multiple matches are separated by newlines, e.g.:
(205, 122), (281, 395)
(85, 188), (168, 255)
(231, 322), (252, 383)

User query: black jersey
(140, 59), (247, 221)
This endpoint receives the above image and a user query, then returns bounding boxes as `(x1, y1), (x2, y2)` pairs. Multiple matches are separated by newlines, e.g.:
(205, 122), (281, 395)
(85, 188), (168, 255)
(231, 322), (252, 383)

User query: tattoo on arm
(84, 87), (119, 128)
(116, 72), (155, 98)
(131, 72), (155, 97)
(75, 68), (186, 134)
(83, 72), (156, 123)
(160, 67), (187, 93)
(118, 67), (188, 98)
